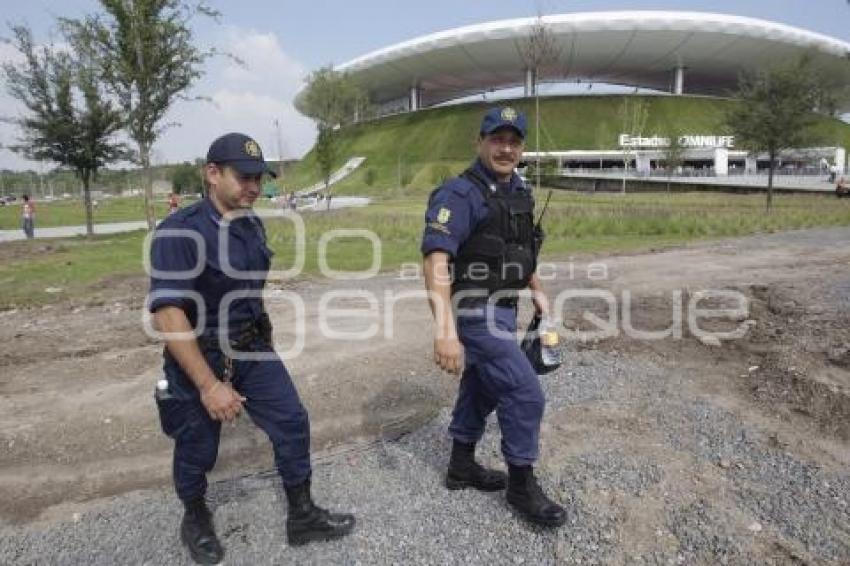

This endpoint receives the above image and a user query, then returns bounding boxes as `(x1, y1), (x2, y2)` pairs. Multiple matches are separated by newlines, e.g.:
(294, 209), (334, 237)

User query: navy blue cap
(206, 132), (277, 178)
(480, 106), (527, 139)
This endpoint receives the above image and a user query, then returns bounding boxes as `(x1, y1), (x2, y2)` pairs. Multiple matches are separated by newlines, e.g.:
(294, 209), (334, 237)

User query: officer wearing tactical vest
(421, 107), (566, 527)
(149, 133), (355, 564)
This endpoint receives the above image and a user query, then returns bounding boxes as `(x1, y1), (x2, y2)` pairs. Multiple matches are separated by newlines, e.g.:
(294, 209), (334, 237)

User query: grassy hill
(284, 94), (850, 198)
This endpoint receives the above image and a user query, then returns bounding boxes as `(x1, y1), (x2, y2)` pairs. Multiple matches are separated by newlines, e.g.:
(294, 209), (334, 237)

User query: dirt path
(1, 226), (848, 539)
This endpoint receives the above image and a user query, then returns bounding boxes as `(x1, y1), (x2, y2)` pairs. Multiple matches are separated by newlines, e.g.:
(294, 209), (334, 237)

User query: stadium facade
(319, 11), (850, 177)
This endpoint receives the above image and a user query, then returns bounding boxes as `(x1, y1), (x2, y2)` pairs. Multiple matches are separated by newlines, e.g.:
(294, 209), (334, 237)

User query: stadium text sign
(618, 134), (735, 149)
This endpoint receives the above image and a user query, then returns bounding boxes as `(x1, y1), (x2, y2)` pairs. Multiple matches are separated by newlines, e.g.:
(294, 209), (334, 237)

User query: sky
(0, 0), (849, 171)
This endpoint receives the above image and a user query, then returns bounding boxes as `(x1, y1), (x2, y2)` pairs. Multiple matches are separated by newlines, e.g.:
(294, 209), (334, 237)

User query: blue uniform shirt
(148, 197), (273, 333)
(421, 158), (528, 258)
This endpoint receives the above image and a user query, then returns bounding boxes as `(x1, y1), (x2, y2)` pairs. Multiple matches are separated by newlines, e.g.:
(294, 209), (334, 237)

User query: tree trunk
(622, 156), (628, 193)
(325, 177), (331, 211)
(535, 85), (541, 192)
(140, 144), (156, 230)
(82, 171), (94, 236)
(766, 149), (775, 213)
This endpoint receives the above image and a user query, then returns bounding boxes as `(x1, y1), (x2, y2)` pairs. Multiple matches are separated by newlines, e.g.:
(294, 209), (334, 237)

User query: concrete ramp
(296, 157), (366, 196)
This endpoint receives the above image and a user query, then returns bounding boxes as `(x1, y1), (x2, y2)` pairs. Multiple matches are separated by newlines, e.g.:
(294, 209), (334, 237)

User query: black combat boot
(445, 440), (508, 491)
(285, 478), (356, 546)
(506, 464), (567, 527)
(180, 497), (224, 565)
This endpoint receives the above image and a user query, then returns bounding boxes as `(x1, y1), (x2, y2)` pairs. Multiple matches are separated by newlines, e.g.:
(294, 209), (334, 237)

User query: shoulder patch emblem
(437, 207), (451, 224)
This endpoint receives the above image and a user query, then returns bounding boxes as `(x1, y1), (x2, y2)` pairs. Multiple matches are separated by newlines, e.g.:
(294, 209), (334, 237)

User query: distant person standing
(168, 192), (181, 215)
(21, 195), (35, 239)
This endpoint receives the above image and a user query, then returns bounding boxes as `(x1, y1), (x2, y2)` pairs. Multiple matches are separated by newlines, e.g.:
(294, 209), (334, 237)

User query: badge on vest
(437, 207), (451, 224)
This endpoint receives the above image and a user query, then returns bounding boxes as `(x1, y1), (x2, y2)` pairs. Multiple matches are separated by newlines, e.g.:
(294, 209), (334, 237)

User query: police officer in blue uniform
(149, 133), (355, 564)
(421, 108), (566, 527)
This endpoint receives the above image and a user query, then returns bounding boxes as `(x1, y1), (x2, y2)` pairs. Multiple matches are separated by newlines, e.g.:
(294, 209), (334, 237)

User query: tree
(725, 56), (825, 212)
(660, 126), (687, 192)
(170, 161), (202, 194)
(296, 66), (368, 128)
(62, 0), (218, 230)
(296, 66), (368, 206)
(519, 13), (558, 192)
(314, 127), (336, 202)
(1, 24), (127, 236)
(618, 97), (649, 193)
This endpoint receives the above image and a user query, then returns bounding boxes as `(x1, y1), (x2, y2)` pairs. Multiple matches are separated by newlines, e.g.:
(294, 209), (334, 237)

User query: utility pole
(0, 142), (5, 198)
(274, 119), (285, 180)
(38, 162), (45, 198)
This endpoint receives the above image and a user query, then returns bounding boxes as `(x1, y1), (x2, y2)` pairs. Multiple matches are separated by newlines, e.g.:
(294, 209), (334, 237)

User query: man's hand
(200, 381), (247, 422)
(529, 274), (550, 317)
(154, 306), (243, 418)
(532, 292), (549, 317)
(434, 336), (463, 375)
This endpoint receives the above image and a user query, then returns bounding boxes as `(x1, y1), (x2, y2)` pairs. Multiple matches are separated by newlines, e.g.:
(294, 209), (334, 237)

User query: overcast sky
(1, 0), (849, 171)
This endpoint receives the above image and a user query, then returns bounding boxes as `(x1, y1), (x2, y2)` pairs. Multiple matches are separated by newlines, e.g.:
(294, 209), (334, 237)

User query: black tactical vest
(451, 168), (538, 296)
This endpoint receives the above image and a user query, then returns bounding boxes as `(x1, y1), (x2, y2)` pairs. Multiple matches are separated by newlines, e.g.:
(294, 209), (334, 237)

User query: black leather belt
(193, 313), (273, 352)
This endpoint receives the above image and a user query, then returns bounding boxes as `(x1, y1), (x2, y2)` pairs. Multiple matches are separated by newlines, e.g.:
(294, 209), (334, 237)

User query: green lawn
(2, 191), (849, 309)
(0, 231), (148, 306)
(0, 195), (204, 230)
(284, 94), (850, 196)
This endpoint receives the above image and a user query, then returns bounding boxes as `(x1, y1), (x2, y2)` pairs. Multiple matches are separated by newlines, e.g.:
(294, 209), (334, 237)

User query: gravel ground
(1, 348), (848, 565)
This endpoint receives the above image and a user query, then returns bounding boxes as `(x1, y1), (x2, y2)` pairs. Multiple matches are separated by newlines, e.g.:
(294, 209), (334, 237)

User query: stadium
(293, 11), (850, 193)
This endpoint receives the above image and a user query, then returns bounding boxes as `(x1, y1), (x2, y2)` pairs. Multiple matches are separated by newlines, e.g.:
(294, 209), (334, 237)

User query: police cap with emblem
(206, 132), (277, 178)
(479, 106), (527, 139)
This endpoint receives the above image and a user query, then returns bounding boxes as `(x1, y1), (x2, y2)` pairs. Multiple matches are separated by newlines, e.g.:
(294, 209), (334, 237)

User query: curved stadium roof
(334, 11), (850, 110)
